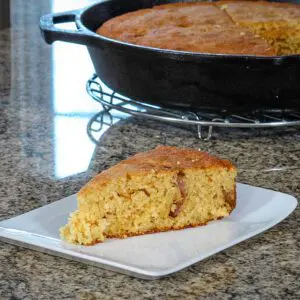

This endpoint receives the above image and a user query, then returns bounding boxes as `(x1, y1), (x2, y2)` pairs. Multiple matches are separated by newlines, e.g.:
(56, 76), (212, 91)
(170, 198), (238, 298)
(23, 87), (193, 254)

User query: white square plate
(0, 183), (297, 279)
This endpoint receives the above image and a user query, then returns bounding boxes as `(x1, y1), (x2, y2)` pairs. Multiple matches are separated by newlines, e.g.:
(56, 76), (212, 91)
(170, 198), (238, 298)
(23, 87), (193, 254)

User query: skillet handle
(40, 10), (97, 45)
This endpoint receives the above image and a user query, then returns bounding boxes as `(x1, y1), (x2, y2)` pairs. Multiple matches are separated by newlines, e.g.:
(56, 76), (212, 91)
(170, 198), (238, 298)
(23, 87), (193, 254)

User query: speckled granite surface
(0, 1), (300, 299)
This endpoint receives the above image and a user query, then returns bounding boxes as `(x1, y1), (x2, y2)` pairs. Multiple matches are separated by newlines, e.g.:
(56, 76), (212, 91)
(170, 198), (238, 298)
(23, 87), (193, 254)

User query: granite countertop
(0, 1), (299, 299)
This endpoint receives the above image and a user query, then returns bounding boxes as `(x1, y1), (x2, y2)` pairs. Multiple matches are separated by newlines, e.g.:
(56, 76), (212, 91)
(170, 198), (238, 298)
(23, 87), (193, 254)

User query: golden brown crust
(78, 145), (236, 199)
(122, 25), (275, 55)
(99, 2), (234, 32)
(97, 2), (276, 55)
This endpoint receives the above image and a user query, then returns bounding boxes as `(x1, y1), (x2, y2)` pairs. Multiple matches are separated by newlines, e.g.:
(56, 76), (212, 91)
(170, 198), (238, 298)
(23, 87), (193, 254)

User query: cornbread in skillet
(60, 146), (237, 245)
(218, 1), (300, 55)
(97, 2), (275, 55)
(97, 1), (300, 55)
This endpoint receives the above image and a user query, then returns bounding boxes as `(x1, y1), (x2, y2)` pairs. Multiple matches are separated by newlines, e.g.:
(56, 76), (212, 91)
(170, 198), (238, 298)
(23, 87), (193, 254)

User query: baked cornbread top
(78, 146), (236, 196)
(99, 3), (234, 34)
(97, 2), (275, 55)
(118, 24), (275, 55)
(218, 1), (300, 23)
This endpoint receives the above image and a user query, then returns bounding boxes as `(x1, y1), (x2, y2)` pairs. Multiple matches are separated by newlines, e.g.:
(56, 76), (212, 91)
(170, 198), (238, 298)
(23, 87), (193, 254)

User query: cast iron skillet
(40, 0), (300, 112)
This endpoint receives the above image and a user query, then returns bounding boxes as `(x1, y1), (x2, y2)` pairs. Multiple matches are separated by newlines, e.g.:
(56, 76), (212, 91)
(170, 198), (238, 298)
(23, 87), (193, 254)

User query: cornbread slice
(60, 146), (237, 245)
(218, 1), (300, 55)
(97, 2), (274, 55)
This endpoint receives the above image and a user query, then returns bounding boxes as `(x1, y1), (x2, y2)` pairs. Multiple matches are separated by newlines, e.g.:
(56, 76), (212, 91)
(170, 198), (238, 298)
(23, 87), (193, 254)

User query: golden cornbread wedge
(60, 146), (237, 245)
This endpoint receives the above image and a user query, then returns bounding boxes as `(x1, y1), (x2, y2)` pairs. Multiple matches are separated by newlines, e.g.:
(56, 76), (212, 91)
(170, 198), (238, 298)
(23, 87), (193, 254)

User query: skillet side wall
(88, 45), (300, 111)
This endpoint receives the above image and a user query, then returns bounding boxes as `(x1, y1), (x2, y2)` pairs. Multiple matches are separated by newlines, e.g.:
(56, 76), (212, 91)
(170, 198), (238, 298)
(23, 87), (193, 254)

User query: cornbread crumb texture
(97, 1), (300, 55)
(60, 146), (237, 245)
(217, 1), (300, 55)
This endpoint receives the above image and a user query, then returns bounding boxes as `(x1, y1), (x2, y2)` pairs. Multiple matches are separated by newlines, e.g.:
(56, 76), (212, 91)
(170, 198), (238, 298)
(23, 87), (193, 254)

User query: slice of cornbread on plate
(60, 146), (237, 245)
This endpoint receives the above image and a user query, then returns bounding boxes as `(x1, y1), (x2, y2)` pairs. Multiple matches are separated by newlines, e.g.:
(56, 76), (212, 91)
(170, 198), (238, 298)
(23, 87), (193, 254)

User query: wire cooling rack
(86, 74), (300, 141)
